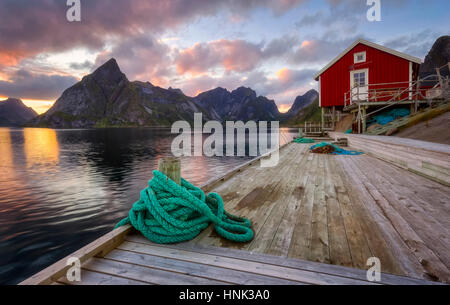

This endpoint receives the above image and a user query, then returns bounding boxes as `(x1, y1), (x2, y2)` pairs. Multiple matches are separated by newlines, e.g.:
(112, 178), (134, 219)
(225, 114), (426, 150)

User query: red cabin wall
(319, 43), (416, 107)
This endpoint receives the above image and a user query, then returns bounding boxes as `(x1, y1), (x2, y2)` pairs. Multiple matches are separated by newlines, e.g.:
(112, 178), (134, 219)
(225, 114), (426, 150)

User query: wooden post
(158, 157), (181, 185)
(321, 107), (324, 132)
(357, 104), (361, 134)
(362, 106), (367, 133)
(332, 106), (336, 129)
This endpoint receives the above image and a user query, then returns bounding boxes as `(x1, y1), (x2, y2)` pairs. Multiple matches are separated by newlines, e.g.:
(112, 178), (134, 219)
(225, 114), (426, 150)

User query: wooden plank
(83, 257), (229, 285)
(117, 241), (377, 285)
(309, 155), (330, 264)
(126, 234), (439, 285)
(341, 156), (450, 283)
(266, 146), (312, 256)
(247, 145), (308, 253)
(57, 269), (148, 285)
(357, 155), (450, 227)
(335, 156), (426, 278)
(105, 249), (304, 285)
(287, 152), (318, 260)
(337, 156), (404, 275)
(323, 155), (353, 267)
(354, 156), (450, 268)
(20, 225), (133, 285)
(331, 158), (372, 270)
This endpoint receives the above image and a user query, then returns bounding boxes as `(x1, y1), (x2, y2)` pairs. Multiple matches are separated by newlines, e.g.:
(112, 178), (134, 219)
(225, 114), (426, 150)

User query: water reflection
(24, 128), (59, 167)
(0, 127), (297, 284)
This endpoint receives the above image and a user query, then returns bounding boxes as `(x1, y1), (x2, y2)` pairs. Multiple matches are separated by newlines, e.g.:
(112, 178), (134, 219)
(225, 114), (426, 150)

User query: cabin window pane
(354, 72), (366, 87)
(359, 73), (366, 85)
(354, 51), (366, 63)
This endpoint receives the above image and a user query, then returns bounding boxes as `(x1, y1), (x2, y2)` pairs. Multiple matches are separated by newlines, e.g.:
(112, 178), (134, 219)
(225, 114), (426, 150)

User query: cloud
(289, 37), (356, 64)
(383, 29), (443, 59)
(0, 70), (78, 100)
(94, 35), (172, 84)
(69, 60), (95, 70)
(175, 39), (265, 75)
(0, 0), (309, 67)
(175, 36), (299, 76)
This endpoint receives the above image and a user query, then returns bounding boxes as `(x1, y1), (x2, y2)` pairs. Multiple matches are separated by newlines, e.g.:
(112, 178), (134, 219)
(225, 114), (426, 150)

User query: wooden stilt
(158, 157), (181, 185)
(362, 106), (367, 133)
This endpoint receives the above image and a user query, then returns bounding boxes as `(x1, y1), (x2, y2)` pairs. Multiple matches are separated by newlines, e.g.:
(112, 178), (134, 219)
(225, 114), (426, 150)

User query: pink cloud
(175, 39), (264, 75)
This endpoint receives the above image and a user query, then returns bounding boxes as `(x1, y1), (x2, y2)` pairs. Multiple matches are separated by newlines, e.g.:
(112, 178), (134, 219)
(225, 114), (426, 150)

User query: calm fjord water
(0, 127), (296, 284)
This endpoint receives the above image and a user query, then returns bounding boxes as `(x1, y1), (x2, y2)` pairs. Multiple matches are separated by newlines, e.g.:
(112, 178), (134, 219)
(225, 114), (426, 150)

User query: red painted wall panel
(319, 43), (416, 107)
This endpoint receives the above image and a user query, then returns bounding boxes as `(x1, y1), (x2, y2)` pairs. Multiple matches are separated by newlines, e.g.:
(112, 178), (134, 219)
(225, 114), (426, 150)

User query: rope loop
(116, 170), (253, 244)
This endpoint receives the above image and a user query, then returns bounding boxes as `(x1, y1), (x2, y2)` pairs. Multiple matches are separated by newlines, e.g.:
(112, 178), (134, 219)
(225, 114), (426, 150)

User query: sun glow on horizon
(278, 103), (291, 113)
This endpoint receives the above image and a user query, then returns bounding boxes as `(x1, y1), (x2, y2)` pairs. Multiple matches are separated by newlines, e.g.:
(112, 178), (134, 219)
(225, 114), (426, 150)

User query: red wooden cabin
(314, 39), (422, 109)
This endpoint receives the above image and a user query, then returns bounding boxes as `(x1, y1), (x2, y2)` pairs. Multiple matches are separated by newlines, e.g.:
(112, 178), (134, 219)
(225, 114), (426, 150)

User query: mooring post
(158, 157), (181, 185)
(298, 128), (303, 138)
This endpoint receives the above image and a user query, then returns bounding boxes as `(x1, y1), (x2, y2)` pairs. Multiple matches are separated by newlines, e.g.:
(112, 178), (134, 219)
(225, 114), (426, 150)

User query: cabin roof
(314, 38), (423, 80)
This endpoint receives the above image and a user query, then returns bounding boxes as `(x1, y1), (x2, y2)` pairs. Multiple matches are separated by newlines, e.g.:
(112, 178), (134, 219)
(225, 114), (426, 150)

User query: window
(354, 51), (366, 63)
(353, 72), (366, 87)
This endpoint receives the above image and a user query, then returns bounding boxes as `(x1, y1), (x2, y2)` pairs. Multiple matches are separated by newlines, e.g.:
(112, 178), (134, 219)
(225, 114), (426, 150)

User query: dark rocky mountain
(31, 57), (320, 128)
(285, 89), (319, 117)
(419, 35), (450, 79)
(0, 98), (38, 126)
(282, 98), (321, 127)
(193, 86), (280, 121)
(33, 59), (211, 128)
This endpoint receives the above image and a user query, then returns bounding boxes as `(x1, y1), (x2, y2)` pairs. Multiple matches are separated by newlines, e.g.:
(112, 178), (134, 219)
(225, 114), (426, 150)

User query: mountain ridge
(0, 98), (38, 127)
(31, 58), (317, 128)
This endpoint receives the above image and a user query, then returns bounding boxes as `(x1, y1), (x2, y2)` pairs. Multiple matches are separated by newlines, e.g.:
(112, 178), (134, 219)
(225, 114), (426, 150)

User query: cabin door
(350, 69), (369, 101)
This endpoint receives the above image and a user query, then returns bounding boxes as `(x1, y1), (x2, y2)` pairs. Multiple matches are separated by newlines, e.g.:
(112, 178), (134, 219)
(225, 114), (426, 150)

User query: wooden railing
(303, 121), (333, 134)
(343, 63), (450, 108)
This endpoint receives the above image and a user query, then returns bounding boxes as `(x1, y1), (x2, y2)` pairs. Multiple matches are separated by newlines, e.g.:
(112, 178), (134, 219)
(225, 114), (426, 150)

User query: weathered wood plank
(332, 158), (372, 270)
(287, 152), (318, 260)
(323, 155), (353, 267)
(353, 156), (450, 268)
(58, 269), (148, 285)
(117, 241), (377, 285)
(83, 257), (229, 285)
(266, 145), (312, 256)
(309, 154), (330, 264)
(105, 249), (305, 285)
(335, 156), (426, 278)
(247, 145), (308, 254)
(126, 234), (438, 285)
(341, 156), (450, 283)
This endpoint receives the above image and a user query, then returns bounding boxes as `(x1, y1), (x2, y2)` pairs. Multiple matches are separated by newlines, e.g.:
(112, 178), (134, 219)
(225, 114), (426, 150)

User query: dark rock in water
(419, 36), (450, 79)
(0, 98), (38, 126)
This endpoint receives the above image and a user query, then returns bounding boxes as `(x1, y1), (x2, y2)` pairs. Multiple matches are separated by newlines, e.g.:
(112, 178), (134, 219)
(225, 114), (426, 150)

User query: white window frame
(350, 68), (369, 101)
(354, 51), (366, 64)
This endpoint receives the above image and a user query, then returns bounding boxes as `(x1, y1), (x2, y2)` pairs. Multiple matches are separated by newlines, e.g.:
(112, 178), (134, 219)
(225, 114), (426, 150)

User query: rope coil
(116, 170), (254, 244)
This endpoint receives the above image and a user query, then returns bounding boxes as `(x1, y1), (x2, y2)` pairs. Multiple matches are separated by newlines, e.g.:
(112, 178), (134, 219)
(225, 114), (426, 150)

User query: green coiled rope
(115, 170), (253, 244)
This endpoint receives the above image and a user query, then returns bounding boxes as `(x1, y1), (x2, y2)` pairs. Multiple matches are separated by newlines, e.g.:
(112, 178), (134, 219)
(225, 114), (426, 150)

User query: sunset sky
(0, 0), (448, 114)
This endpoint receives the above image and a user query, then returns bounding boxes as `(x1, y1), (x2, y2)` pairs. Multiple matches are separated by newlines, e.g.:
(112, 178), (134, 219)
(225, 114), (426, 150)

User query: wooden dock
(21, 135), (449, 285)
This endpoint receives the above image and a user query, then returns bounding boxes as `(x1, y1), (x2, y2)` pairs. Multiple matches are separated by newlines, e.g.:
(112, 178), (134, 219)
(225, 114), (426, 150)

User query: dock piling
(159, 157), (181, 185)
